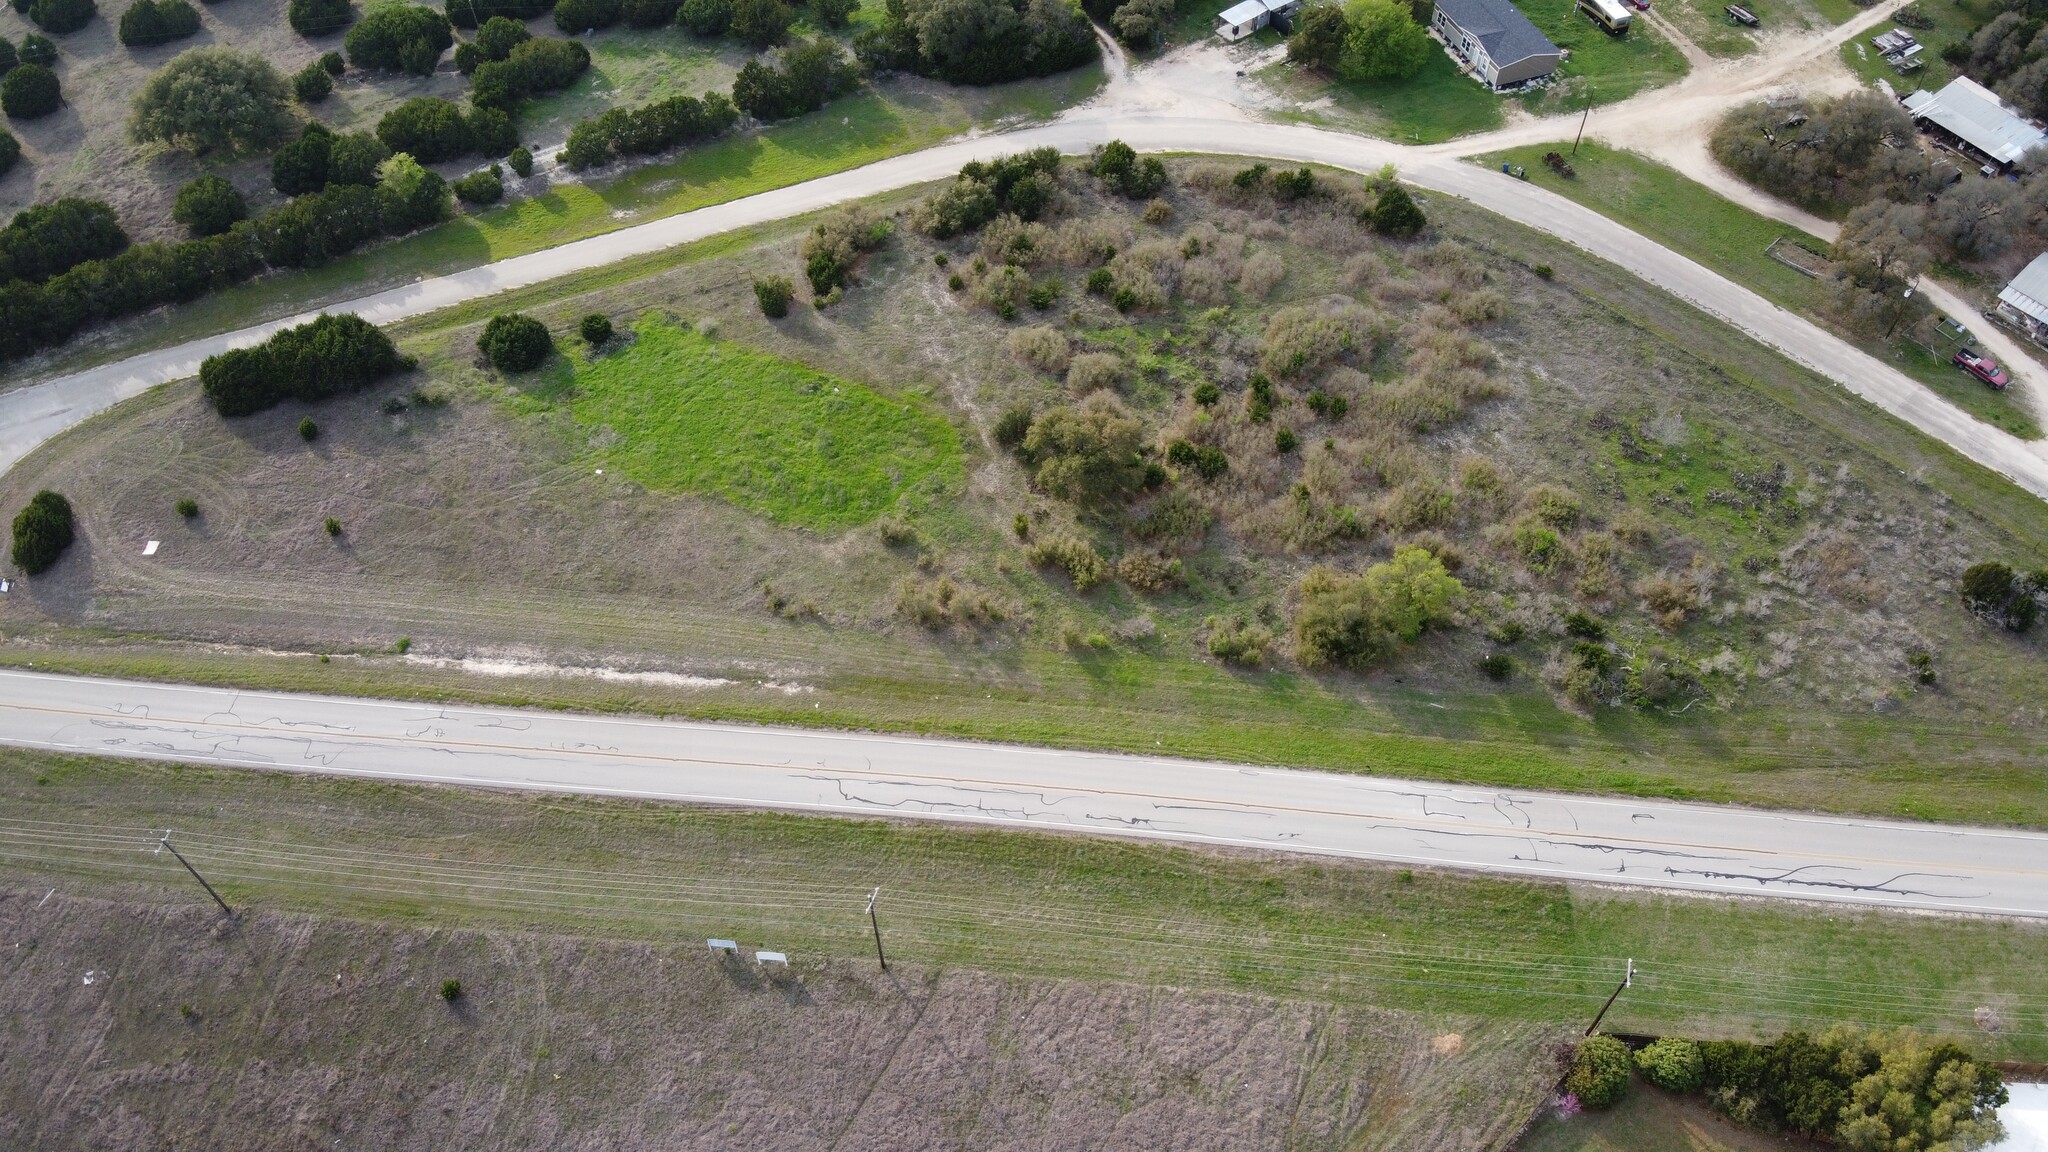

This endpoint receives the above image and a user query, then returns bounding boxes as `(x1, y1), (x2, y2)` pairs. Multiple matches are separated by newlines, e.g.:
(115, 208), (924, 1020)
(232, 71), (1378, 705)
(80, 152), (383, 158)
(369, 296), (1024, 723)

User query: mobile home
(1430, 0), (1563, 88)
(1578, 0), (1632, 34)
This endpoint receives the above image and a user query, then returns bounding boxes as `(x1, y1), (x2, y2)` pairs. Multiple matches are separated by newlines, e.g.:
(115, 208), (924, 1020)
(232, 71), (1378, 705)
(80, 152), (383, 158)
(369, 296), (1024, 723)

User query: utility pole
(1584, 958), (1634, 1036)
(865, 887), (887, 972)
(157, 830), (233, 920)
(1572, 87), (1594, 156)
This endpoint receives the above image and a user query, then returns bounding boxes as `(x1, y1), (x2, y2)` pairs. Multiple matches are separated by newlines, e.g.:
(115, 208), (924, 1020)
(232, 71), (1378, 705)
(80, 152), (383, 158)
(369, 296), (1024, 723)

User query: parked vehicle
(1954, 349), (2010, 390)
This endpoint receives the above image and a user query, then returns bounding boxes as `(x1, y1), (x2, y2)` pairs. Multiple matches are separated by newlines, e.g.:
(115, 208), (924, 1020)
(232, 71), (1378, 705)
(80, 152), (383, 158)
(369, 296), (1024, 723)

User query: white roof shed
(1998, 252), (2048, 327)
(1901, 77), (2047, 167)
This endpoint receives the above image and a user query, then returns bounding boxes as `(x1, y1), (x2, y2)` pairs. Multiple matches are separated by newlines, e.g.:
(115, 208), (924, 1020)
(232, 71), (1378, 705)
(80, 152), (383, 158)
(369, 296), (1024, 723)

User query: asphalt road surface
(5, 670), (2046, 918)
(7, 114), (2048, 500)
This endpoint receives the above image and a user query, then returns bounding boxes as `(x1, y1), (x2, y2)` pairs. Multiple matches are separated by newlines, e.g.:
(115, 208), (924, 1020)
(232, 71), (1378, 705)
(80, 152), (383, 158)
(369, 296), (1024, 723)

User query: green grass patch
(1657, 0), (1762, 58)
(1837, 0), (2000, 91)
(6, 747), (2047, 1058)
(1474, 142), (2044, 439)
(1516, 0), (1691, 115)
(556, 316), (963, 531)
(1264, 51), (1509, 143)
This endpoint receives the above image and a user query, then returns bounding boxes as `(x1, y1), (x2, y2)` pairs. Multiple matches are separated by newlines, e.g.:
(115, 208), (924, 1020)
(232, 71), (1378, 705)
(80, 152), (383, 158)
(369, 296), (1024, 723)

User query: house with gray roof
(1997, 252), (2048, 342)
(1431, 0), (1561, 90)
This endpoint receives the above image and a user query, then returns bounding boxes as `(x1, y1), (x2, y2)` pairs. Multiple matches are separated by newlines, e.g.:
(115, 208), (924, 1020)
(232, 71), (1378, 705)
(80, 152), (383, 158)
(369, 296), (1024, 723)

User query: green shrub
(552, 0), (619, 31)
(200, 313), (408, 417)
(175, 497), (199, 517)
(324, 515), (342, 535)
(1478, 652), (1512, 680)
(753, 274), (793, 318)
(1563, 610), (1605, 640)
(506, 145), (532, 176)
(345, 4), (451, 72)
(1634, 1037), (1703, 1093)
(1533, 263), (1553, 279)
(478, 311), (551, 371)
(0, 198), (129, 283)
(731, 38), (855, 122)
(992, 404), (1033, 450)
(0, 129), (19, 178)
(1090, 140), (1167, 198)
(26, 0), (96, 34)
(1026, 534), (1108, 591)
(452, 164), (503, 204)
(320, 49), (345, 72)
(1020, 395), (1149, 511)
(560, 89), (735, 169)
(1368, 182), (1426, 237)
(728, 0), (787, 46)
(18, 33), (57, 65)
(376, 97), (471, 161)
(0, 37), (16, 75)
(621, 0), (677, 25)
(678, 0), (729, 34)
(172, 175), (246, 237)
(852, 0), (1092, 86)
(299, 416), (319, 440)
(1564, 1036), (1631, 1109)
(1274, 428), (1297, 453)
(1293, 547), (1464, 670)
(2, 62), (60, 119)
(118, 0), (200, 46)
(812, 0), (854, 24)
(291, 60), (333, 101)
(271, 123), (335, 195)
(10, 490), (74, 575)
(1960, 560), (2040, 632)
(288, 0), (352, 33)
(439, 978), (461, 1001)
(445, 0), (551, 26)
(1699, 1028), (2004, 1147)
(1204, 615), (1273, 666)
(326, 131), (388, 186)
(473, 13), (527, 54)
(130, 48), (291, 152)
(578, 312), (612, 346)
(1192, 380), (1219, 407)
(470, 35), (589, 110)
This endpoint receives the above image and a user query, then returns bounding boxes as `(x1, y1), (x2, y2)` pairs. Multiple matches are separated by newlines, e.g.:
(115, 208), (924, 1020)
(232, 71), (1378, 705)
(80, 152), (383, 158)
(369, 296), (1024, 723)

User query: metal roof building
(1997, 252), (2048, 341)
(1430, 0), (1562, 89)
(1215, 0), (1298, 41)
(1901, 77), (2047, 168)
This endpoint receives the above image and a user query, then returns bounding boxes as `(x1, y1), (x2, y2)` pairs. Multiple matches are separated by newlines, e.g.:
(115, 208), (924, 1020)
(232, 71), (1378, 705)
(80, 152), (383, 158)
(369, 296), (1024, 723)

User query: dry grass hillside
(0, 888), (1559, 1151)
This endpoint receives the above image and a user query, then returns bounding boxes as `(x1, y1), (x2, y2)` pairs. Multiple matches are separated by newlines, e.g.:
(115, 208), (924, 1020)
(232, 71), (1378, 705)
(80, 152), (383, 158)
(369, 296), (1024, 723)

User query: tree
(10, 490), (74, 575)
(327, 130), (389, 185)
(1961, 560), (2039, 632)
(552, 0), (620, 30)
(0, 37), (17, 76)
(18, 33), (57, 65)
(1019, 394), (1148, 511)
(754, 273), (793, 316)
(621, 0), (678, 26)
(26, 0), (96, 34)
(1929, 178), (2019, 261)
(729, 0), (790, 46)
(200, 312), (406, 415)
(1368, 181), (1425, 235)
(0, 129), (18, 179)
(869, 0), (1094, 85)
(288, 0), (353, 36)
(1287, 2), (1345, 69)
(1832, 1030), (2007, 1152)
(1832, 199), (1930, 337)
(377, 96), (471, 161)
(129, 48), (291, 153)
(272, 123), (334, 195)
(373, 151), (449, 230)
(0, 198), (129, 283)
(473, 13), (529, 56)
(1293, 546), (1462, 669)
(678, 0), (730, 34)
(1, 62), (59, 119)
(172, 174), (246, 237)
(446, 0), (552, 26)
(1563, 1036), (1632, 1109)
(813, 0), (856, 26)
(1109, 0), (1171, 46)
(478, 311), (551, 370)
(118, 0), (201, 46)
(292, 60), (334, 102)
(344, 4), (451, 72)
(1635, 1038), (1705, 1093)
(1339, 0), (1428, 81)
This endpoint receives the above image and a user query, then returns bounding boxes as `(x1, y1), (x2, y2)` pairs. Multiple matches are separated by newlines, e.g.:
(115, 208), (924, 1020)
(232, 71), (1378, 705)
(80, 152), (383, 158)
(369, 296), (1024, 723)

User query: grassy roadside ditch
(5, 746), (2044, 1059)
(1474, 143), (2044, 440)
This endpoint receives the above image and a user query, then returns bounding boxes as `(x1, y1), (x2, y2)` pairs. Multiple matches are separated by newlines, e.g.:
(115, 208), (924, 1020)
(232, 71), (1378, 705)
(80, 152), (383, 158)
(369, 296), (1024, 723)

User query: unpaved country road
(5, 670), (2048, 917)
(8, 111), (2048, 500)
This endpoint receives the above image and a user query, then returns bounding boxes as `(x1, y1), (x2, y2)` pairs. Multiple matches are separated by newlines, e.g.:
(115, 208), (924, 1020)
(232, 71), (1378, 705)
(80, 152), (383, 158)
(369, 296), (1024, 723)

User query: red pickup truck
(1953, 349), (2010, 391)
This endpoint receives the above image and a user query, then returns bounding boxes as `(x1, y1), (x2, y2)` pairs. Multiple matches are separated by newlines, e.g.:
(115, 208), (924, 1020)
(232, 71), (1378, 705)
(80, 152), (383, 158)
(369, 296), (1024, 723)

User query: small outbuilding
(1900, 76), (2047, 171)
(1431, 0), (1563, 89)
(1215, 0), (1299, 40)
(1997, 252), (2048, 343)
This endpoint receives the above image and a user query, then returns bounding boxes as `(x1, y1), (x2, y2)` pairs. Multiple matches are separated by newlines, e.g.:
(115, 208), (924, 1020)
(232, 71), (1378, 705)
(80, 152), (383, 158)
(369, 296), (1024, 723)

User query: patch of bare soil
(0, 888), (1555, 1151)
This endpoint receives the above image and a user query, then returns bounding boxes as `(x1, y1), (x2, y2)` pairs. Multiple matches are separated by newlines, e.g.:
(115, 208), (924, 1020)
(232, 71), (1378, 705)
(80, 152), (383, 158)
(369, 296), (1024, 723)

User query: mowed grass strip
(569, 317), (962, 530)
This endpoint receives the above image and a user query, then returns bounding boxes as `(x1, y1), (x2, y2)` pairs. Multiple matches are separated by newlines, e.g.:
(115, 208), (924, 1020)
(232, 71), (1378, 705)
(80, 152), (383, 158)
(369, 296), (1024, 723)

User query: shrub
(199, 313), (407, 416)
(18, 33), (57, 65)
(478, 311), (550, 371)
(299, 416), (319, 440)
(118, 0), (200, 46)
(799, 203), (889, 300)
(471, 34), (588, 109)
(2, 62), (60, 119)
(129, 49), (291, 152)
(1478, 652), (1512, 680)
(1368, 182), (1426, 236)
(1699, 1028), (2004, 1147)
(753, 274), (793, 317)
(172, 175), (246, 237)
(1115, 551), (1180, 592)
(289, 0), (352, 34)
(1192, 380), (1219, 407)
(1564, 1036), (1631, 1109)
(345, 4), (451, 72)
(1006, 325), (1069, 374)
(731, 37), (855, 122)
(1091, 140), (1166, 198)
(813, 0), (855, 24)
(377, 97), (471, 162)
(465, 105), (515, 157)
(446, 0), (552, 25)
(1634, 1037), (1703, 1093)
(292, 60), (334, 101)
(552, 0), (620, 31)
(854, 0), (1094, 85)
(324, 515), (342, 535)
(728, 0), (787, 46)
(579, 312), (611, 345)
(439, 978), (461, 1001)
(621, 0), (678, 25)
(0, 38), (16, 75)
(1293, 547), (1464, 670)
(560, 89), (736, 169)
(1205, 616), (1272, 666)
(271, 123), (334, 195)
(10, 490), (74, 575)
(327, 130), (389, 185)
(0, 130), (18, 178)
(0, 198), (130, 283)
(26, 0), (96, 34)
(1065, 351), (1122, 395)
(320, 49), (345, 72)
(1019, 395), (1149, 511)
(1027, 534), (1108, 591)
(992, 404), (1033, 449)
(473, 13), (529, 55)
(677, 0), (729, 34)
(452, 165), (503, 204)
(175, 497), (199, 517)
(1959, 561), (2040, 632)
(1533, 263), (1553, 279)
(506, 145), (532, 176)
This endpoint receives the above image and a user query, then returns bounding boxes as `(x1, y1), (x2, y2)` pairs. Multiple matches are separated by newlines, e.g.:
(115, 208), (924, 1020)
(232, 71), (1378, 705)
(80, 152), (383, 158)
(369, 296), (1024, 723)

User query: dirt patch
(0, 887), (1554, 1151)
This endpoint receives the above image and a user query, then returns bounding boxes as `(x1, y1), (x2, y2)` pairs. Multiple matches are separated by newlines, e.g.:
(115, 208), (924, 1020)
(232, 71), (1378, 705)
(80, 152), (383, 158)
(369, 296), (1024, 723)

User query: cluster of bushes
(273, 122), (390, 196)
(1090, 140), (1166, 200)
(129, 48), (294, 153)
(561, 89), (736, 169)
(1953, 10), (2048, 120)
(378, 96), (515, 162)
(118, 0), (200, 47)
(1960, 559), (2047, 633)
(256, 152), (450, 266)
(2, 59), (60, 120)
(912, 147), (1062, 238)
(0, 197), (129, 283)
(292, 51), (347, 103)
(1006, 395), (1155, 513)
(15, 0), (96, 35)
(733, 38), (855, 121)
(1081, 0), (1172, 48)
(346, 3), (454, 74)
(1292, 546), (1464, 670)
(199, 312), (410, 416)
(1287, 0), (1431, 81)
(10, 490), (74, 576)
(799, 204), (889, 303)
(470, 35), (589, 111)
(288, 0), (355, 36)
(853, 0), (1096, 85)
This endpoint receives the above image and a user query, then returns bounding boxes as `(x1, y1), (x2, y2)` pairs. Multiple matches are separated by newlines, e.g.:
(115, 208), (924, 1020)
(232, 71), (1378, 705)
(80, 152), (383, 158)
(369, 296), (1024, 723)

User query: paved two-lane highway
(5, 670), (2045, 917)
